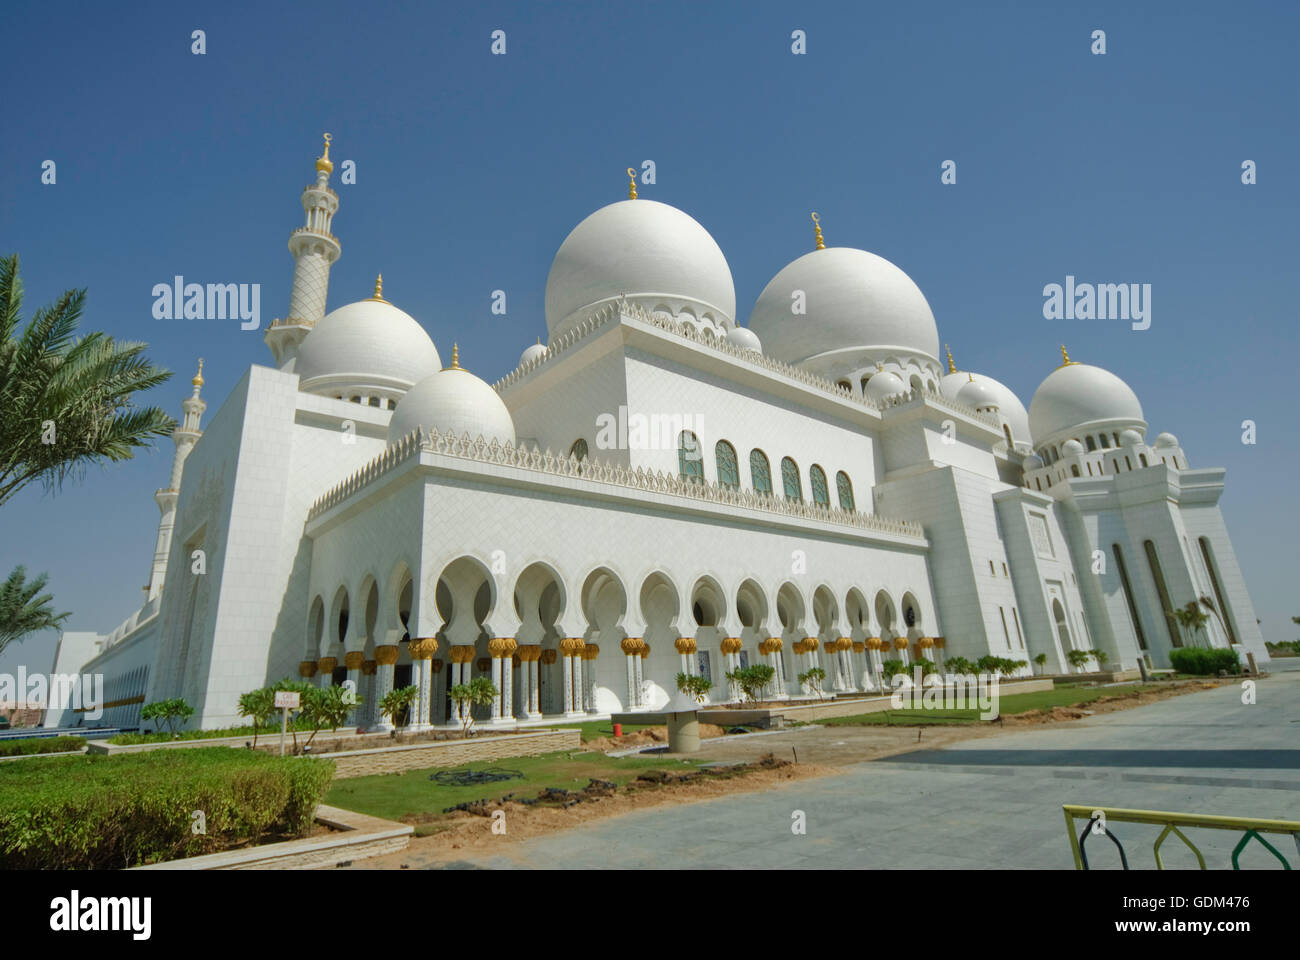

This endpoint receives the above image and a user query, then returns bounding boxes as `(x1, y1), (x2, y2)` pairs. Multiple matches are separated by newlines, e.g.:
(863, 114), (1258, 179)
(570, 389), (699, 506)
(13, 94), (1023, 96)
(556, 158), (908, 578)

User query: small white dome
(749, 247), (940, 380)
(956, 378), (1000, 410)
(388, 360), (516, 447)
(545, 199), (735, 337)
(296, 299), (440, 398)
(520, 341), (548, 367)
(865, 371), (907, 403)
(1120, 428), (1144, 447)
(1154, 432), (1179, 448)
(726, 325), (762, 353)
(940, 369), (1030, 444)
(1062, 438), (1085, 456)
(1029, 359), (1146, 447)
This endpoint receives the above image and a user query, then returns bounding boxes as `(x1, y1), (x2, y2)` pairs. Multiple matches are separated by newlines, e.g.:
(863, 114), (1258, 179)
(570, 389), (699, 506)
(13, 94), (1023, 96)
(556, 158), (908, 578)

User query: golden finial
(315, 133), (334, 174)
(368, 274), (386, 302)
(945, 344), (956, 374)
(450, 343), (460, 370)
(968, 373), (975, 382)
(627, 167), (637, 200)
(192, 358), (205, 389)
(1059, 344), (1078, 367)
(811, 212), (825, 250)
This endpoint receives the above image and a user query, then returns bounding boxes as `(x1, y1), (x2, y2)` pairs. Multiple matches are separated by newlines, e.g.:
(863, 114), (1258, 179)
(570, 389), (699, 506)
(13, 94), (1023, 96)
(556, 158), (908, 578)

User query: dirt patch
(1001, 680), (1224, 725)
(584, 722), (727, 753)
(354, 754), (834, 867)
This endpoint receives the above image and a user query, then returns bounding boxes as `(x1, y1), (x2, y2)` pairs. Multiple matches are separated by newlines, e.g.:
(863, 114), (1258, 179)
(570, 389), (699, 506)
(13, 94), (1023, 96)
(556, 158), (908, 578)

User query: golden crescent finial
(1059, 344), (1077, 367)
(450, 343), (460, 370)
(945, 344), (956, 375)
(316, 133), (334, 174)
(192, 357), (205, 388)
(627, 167), (637, 200)
(811, 212), (825, 250)
(368, 274), (385, 302)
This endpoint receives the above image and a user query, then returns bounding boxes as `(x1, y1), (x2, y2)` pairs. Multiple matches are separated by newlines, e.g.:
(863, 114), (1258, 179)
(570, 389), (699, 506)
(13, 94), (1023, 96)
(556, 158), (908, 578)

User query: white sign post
(274, 690), (300, 756)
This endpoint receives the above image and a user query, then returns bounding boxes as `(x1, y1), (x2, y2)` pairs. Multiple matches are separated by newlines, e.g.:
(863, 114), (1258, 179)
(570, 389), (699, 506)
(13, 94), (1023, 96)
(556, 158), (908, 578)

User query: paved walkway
(417, 670), (1300, 869)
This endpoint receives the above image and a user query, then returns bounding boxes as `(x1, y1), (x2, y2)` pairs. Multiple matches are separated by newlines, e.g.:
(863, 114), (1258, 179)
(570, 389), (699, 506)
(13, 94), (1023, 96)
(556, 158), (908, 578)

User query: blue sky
(2, 0), (1297, 674)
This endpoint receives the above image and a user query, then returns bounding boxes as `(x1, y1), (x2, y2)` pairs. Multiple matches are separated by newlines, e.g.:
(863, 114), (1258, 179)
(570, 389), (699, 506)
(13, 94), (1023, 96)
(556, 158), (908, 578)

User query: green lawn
(324, 748), (699, 825)
(822, 682), (1185, 726)
(538, 719), (659, 742)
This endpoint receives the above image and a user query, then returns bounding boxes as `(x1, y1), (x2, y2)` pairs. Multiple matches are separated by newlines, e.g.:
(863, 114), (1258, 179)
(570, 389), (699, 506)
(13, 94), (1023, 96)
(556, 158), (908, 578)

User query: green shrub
(676, 672), (713, 704)
(880, 659), (907, 680)
(726, 664), (777, 701)
(108, 719), (314, 746)
(0, 736), (85, 757)
(0, 747), (334, 869)
(1169, 646), (1241, 676)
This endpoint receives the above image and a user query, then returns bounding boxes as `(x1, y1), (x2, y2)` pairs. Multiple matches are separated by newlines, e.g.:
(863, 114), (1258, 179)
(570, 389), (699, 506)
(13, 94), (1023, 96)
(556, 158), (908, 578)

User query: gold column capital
(317, 656), (338, 674)
(409, 637), (439, 659)
(298, 660), (318, 678)
(373, 645), (400, 666)
(343, 651), (365, 669)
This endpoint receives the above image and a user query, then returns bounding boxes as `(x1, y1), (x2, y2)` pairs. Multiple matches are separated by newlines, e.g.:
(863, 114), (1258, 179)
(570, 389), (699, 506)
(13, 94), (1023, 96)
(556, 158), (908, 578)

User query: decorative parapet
(307, 426), (926, 541)
(490, 298), (999, 429)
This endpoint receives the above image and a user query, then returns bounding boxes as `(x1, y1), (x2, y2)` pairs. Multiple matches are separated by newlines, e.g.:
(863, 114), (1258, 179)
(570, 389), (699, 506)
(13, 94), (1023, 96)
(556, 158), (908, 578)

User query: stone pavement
(408, 669), (1300, 869)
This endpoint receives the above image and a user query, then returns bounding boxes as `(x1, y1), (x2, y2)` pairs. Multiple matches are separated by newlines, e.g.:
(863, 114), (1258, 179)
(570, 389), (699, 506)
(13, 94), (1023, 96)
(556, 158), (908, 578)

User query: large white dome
(1028, 360), (1146, 447)
(940, 369), (1030, 443)
(748, 247), (940, 379)
(296, 298), (441, 398)
(388, 361), (516, 447)
(544, 199), (736, 337)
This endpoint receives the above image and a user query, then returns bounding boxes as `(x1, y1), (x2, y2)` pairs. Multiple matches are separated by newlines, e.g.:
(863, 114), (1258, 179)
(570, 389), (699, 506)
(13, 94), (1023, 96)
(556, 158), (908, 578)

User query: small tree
(301, 684), (359, 749)
(798, 666), (827, 699)
(880, 659), (907, 681)
(237, 687), (275, 748)
(1065, 649), (1091, 672)
(380, 684), (419, 732)
(675, 672), (713, 705)
(909, 657), (937, 677)
(447, 677), (496, 736)
(727, 664), (776, 703)
(1032, 652), (1048, 675)
(1171, 602), (1209, 649)
(1090, 649), (1109, 668)
(140, 697), (193, 737)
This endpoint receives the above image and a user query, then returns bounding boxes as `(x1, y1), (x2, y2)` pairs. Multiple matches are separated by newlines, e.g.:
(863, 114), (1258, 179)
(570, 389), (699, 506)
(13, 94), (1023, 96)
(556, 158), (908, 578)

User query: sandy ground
(347, 679), (1229, 868)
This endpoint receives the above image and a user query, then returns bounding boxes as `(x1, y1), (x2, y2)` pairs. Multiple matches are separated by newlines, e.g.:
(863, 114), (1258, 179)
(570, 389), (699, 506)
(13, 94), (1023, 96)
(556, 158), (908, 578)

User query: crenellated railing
(491, 299), (1000, 429)
(307, 426), (927, 540)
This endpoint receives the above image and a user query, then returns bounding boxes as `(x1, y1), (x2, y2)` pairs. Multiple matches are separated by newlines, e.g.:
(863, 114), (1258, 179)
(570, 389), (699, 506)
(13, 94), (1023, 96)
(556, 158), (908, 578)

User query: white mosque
(46, 138), (1268, 731)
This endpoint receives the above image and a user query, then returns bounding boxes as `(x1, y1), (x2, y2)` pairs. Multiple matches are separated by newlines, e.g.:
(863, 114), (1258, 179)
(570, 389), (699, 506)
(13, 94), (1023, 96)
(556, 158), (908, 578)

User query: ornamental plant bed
(250, 724), (537, 756)
(0, 747), (335, 869)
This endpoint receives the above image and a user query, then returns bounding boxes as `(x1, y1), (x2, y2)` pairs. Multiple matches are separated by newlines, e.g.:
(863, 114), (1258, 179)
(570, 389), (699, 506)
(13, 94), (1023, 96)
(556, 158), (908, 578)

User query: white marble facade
(53, 140), (1269, 730)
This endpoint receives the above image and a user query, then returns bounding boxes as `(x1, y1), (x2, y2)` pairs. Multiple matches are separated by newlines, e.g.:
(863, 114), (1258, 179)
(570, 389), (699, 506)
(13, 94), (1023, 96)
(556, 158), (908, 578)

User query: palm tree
(0, 254), (175, 508)
(0, 566), (70, 658)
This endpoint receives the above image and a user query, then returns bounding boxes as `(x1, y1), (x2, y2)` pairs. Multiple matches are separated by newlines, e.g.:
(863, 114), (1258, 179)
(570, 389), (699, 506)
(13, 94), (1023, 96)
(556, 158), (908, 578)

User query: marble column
(317, 656), (337, 690)
(408, 638), (438, 730)
(582, 644), (599, 713)
(429, 658), (445, 724)
(720, 638), (742, 700)
(540, 648), (557, 715)
(488, 638), (517, 723)
(360, 659), (377, 724)
(675, 637), (696, 679)
(622, 638), (642, 708)
(372, 645), (399, 731)
(636, 644), (649, 708)
(343, 650), (364, 725)
(528, 652), (541, 717)
(767, 638), (786, 697)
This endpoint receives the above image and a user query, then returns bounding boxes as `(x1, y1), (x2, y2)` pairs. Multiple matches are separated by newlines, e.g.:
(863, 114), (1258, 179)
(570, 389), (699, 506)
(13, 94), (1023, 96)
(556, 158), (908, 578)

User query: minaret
(265, 134), (342, 368)
(147, 360), (207, 600)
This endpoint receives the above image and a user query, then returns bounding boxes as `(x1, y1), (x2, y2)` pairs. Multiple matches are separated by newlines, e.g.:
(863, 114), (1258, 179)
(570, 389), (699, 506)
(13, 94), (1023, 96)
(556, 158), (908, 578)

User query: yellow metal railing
(1064, 804), (1300, 870)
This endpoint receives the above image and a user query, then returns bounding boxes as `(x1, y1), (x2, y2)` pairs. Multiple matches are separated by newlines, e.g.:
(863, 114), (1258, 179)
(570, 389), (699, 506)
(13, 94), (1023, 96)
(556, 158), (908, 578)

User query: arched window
(1052, 599), (1072, 651)
(716, 440), (739, 489)
(1085, 435), (1097, 452)
(1003, 424), (1013, 446)
(1098, 433), (1110, 449)
(678, 431), (704, 483)
(749, 449), (772, 496)
(835, 471), (855, 511)
(569, 438), (588, 461)
(1071, 464), (1081, 477)
(810, 465), (830, 506)
(781, 457), (803, 500)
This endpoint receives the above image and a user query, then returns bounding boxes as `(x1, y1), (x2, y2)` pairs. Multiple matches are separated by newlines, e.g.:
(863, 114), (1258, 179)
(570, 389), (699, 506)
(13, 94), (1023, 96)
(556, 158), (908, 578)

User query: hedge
(108, 718), (315, 745)
(0, 748), (334, 869)
(1169, 646), (1241, 676)
(0, 736), (86, 757)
